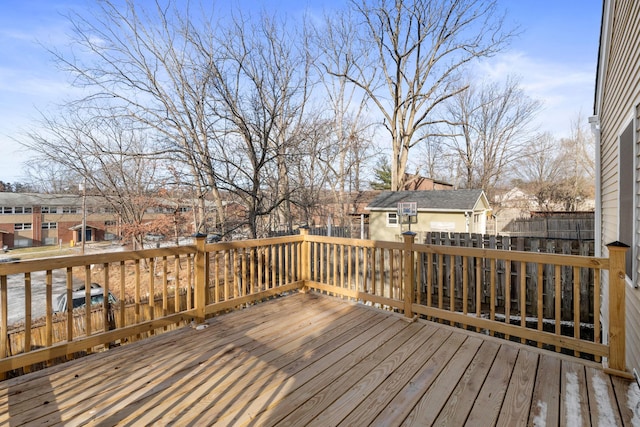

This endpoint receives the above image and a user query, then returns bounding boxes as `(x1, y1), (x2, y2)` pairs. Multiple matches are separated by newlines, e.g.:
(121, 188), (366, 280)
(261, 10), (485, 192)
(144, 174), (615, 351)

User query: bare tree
(50, 0), (225, 235)
(514, 114), (595, 211)
(322, 0), (513, 190)
(198, 11), (315, 238)
(314, 10), (378, 226)
(555, 114), (596, 210)
(444, 76), (541, 199)
(515, 132), (563, 210)
(24, 110), (169, 248)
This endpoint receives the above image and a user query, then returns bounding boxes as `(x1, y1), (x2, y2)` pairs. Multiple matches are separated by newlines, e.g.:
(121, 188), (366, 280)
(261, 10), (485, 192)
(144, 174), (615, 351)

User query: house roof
(366, 190), (488, 212)
(0, 192), (84, 206)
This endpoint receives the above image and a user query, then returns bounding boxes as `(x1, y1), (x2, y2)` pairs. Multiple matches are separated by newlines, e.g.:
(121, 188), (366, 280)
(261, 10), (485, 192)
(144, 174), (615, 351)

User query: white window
(387, 212), (398, 227)
(14, 223), (32, 230)
(62, 207), (78, 214)
(42, 222), (57, 229)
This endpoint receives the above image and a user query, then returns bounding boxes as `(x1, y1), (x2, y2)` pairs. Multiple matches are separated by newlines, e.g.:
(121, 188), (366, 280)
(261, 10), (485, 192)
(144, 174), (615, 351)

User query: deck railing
(0, 230), (628, 378)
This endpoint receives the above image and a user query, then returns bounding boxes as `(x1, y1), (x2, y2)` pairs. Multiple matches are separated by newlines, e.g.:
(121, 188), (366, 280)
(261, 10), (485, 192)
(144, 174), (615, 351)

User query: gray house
(594, 0), (640, 373)
(366, 190), (491, 242)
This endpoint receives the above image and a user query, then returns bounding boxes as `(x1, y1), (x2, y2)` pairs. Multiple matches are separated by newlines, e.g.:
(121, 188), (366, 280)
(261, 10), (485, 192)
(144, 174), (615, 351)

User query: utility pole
(80, 179), (86, 255)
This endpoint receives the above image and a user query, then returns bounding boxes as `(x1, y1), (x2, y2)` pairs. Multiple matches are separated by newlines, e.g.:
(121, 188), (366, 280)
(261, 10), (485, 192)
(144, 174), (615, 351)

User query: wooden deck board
(529, 354), (561, 426)
(0, 292), (636, 426)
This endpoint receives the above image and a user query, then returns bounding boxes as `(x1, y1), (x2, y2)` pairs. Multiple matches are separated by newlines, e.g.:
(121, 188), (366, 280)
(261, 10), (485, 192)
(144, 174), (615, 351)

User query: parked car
(144, 233), (165, 242)
(54, 283), (118, 313)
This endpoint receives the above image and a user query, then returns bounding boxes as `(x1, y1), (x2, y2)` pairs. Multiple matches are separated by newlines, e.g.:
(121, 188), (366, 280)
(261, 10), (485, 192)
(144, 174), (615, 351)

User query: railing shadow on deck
(0, 229), (630, 380)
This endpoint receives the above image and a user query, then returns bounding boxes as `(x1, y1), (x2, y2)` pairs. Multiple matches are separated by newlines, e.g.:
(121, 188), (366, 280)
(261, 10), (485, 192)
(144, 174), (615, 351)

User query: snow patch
(591, 372), (618, 427)
(627, 381), (640, 427)
(531, 401), (547, 427)
(564, 371), (582, 427)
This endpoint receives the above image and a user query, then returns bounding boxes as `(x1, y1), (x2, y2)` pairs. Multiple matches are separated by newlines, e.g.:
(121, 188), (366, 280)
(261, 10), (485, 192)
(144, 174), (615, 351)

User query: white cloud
(474, 51), (595, 138)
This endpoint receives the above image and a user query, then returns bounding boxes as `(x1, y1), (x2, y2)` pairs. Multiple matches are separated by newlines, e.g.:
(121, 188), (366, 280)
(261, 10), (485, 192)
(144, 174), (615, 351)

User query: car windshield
(71, 293), (116, 309)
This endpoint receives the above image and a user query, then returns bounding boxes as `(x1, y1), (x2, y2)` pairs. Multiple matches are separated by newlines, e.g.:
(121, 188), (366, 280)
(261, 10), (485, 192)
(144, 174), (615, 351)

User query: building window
(14, 223), (32, 230)
(62, 207), (78, 214)
(42, 222), (57, 229)
(41, 207), (58, 214)
(387, 212), (398, 227)
(105, 220), (117, 226)
(1, 207), (32, 214)
(619, 120), (635, 279)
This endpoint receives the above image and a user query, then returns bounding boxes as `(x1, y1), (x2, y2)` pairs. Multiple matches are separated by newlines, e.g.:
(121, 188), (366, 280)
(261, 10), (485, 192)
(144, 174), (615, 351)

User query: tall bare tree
(444, 76), (541, 199)
(314, 10), (378, 226)
(50, 0), (225, 235)
(197, 11), (315, 238)
(323, 0), (513, 190)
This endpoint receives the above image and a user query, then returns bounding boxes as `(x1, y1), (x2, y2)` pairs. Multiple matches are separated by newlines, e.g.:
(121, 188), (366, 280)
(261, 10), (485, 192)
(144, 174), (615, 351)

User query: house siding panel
(597, 0), (640, 371)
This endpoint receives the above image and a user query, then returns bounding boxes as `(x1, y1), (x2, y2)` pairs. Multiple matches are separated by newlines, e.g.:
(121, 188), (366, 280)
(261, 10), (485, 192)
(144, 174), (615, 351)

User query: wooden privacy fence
(501, 214), (595, 240)
(0, 230), (629, 378)
(424, 232), (596, 322)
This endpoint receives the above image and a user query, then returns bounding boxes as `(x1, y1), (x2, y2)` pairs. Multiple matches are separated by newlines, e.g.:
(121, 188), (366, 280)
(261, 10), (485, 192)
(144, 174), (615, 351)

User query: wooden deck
(0, 292), (637, 426)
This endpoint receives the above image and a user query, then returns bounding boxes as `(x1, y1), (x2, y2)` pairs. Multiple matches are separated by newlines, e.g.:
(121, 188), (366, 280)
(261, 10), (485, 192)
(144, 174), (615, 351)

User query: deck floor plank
(0, 290), (323, 414)
(463, 344), (519, 426)
(399, 336), (485, 426)
(264, 321), (438, 427)
(373, 336), (482, 425)
(50, 295), (346, 426)
(496, 348), (539, 426)
(612, 375), (639, 426)
(561, 361), (591, 426)
(0, 292), (635, 427)
(204, 315), (408, 426)
(84, 297), (378, 426)
(357, 333), (478, 426)
(422, 338), (501, 426)
(528, 353), (561, 426)
(11, 293), (340, 426)
(134, 303), (385, 426)
(314, 326), (454, 427)
(586, 366), (624, 427)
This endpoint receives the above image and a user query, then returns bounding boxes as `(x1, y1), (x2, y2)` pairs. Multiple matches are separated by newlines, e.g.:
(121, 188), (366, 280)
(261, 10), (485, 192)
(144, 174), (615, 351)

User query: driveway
(5, 269), (83, 326)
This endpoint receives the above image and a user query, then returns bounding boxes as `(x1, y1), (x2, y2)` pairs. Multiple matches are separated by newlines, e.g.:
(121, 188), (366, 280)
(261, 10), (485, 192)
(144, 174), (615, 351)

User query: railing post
(403, 231), (417, 319)
(606, 241), (630, 374)
(194, 233), (207, 323)
(299, 226), (310, 292)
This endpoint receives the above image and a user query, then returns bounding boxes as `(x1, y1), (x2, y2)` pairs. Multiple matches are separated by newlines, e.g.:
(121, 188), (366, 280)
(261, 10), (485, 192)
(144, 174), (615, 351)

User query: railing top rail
(414, 243), (608, 269)
(205, 234), (304, 250)
(305, 234), (404, 250)
(0, 246), (197, 276)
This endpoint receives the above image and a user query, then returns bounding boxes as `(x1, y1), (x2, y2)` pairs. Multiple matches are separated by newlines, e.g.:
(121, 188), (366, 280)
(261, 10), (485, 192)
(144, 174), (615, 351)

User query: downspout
(590, 115), (602, 257)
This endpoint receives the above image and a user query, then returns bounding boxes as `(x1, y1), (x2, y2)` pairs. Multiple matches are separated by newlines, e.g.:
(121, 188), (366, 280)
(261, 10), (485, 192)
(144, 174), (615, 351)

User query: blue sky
(0, 0), (602, 183)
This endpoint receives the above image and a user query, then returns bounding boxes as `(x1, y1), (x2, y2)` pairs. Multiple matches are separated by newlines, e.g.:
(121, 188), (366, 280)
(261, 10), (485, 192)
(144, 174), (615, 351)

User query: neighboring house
(366, 189), (491, 242)
(0, 193), (208, 248)
(403, 174), (454, 191)
(594, 0), (640, 372)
